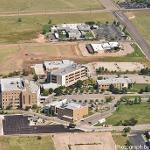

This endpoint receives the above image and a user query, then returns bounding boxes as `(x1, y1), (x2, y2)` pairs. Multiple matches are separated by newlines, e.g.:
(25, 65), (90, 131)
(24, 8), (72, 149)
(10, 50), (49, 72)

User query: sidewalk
(0, 115), (4, 135)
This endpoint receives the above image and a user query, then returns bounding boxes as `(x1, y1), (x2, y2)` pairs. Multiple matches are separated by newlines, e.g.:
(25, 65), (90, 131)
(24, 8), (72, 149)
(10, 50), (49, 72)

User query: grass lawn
(129, 11), (150, 44)
(112, 134), (128, 150)
(0, 0), (104, 12)
(128, 83), (150, 92)
(98, 43), (148, 63)
(0, 12), (113, 43)
(0, 135), (55, 150)
(106, 103), (150, 125)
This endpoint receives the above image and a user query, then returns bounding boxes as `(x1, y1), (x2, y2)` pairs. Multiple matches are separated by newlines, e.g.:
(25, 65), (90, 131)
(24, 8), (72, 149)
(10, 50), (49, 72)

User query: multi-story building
(0, 78), (40, 109)
(44, 99), (88, 122)
(97, 77), (133, 91)
(47, 64), (88, 87)
(57, 102), (88, 122)
(22, 81), (40, 109)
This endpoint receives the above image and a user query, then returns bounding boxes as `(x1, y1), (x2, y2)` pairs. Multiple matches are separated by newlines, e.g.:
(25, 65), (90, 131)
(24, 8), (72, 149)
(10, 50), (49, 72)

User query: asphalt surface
(2, 115), (81, 135)
(129, 132), (149, 150)
(114, 11), (150, 60)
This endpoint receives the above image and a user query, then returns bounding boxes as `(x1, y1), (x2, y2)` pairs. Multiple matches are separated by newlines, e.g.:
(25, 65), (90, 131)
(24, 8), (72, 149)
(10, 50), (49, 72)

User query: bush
(42, 24), (51, 34)
(17, 18), (22, 22)
(123, 127), (131, 133)
(37, 136), (42, 140)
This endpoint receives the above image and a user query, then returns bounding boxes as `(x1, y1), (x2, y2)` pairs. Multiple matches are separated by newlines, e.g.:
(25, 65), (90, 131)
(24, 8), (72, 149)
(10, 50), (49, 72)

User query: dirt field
(85, 62), (144, 75)
(52, 132), (116, 150)
(0, 41), (147, 75)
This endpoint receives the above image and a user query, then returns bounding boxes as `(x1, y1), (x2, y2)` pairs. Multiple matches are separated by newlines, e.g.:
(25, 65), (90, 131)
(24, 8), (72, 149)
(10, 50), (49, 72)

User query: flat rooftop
(33, 64), (45, 75)
(0, 78), (39, 93)
(0, 78), (24, 92)
(44, 60), (74, 71)
(51, 64), (86, 76)
(97, 77), (132, 85)
(64, 102), (85, 110)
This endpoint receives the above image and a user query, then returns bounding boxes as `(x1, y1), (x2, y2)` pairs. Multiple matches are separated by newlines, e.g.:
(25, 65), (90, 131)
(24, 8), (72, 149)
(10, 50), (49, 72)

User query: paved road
(57, 93), (150, 101)
(77, 124), (150, 132)
(114, 10), (150, 60)
(0, 9), (113, 17)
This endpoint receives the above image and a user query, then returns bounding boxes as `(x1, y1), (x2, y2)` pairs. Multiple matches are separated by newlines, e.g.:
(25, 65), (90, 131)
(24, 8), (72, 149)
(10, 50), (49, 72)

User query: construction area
(52, 132), (116, 150)
(86, 62), (144, 74)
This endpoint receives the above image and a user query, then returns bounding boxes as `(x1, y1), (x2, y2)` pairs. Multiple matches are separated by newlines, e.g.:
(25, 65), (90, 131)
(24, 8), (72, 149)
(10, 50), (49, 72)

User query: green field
(0, 12), (113, 43)
(0, 135), (55, 150)
(130, 11), (150, 44)
(0, 0), (103, 12)
(112, 134), (128, 150)
(128, 84), (150, 92)
(107, 103), (150, 125)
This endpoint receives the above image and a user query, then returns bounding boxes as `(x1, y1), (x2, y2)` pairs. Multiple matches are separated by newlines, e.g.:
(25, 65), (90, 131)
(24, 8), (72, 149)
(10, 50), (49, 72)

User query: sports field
(0, 135), (55, 150)
(0, 0), (103, 12)
(0, 12), (113, 43)
(126, 11), (150, 44)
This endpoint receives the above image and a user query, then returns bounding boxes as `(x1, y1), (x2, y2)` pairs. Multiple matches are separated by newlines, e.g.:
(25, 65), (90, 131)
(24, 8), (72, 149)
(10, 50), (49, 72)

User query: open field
(129, 83), (150, 92)
(0, 12), (113, 43)
(0, 40), (149, 75)
(0, 135), (55, 150)
(52, 132), (116, 150)
(107, 103), (150, 125)
(126, 11), (150, 45)
(0, 0), (103, 12)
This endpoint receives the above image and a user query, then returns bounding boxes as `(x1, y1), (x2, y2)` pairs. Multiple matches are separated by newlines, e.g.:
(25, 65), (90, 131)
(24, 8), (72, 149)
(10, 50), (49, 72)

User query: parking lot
(129, 132), (149, 150)
(118, 1), (150, 9)
(93, 23), (126, 41)
(2, 115), (81, 135)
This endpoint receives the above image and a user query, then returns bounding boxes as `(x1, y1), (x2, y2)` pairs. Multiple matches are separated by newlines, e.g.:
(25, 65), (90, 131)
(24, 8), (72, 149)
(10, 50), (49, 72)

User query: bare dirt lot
(0, 41), (147, 75)
(52, 132), (116, 150)
(85, 62), (144, 75)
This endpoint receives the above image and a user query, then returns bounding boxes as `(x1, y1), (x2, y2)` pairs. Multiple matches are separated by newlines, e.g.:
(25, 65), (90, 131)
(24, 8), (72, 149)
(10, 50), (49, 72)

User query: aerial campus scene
(0, 0), (150, 150)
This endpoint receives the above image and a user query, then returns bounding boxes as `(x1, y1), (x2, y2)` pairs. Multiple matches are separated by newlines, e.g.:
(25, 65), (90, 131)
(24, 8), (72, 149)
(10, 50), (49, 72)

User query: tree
(42, 24), (51, 34)
(48, 19), (52, 24)
(54, 86), (64, 96)
(139, 89), (144, 94)
(33, 74), (38, 81)
(32, 104), (38, 109)
(121, 88), (127, 94)
(49, 88), (53, 94)
(123, 127), (131, 133)
(134, 97), (141, 104)
(42, 89), (49, 96)
(75, 80), (83, 89)
(22, 69), (29, 76)
(106, 96), (113, 103)
(25, 106), (31, 111)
